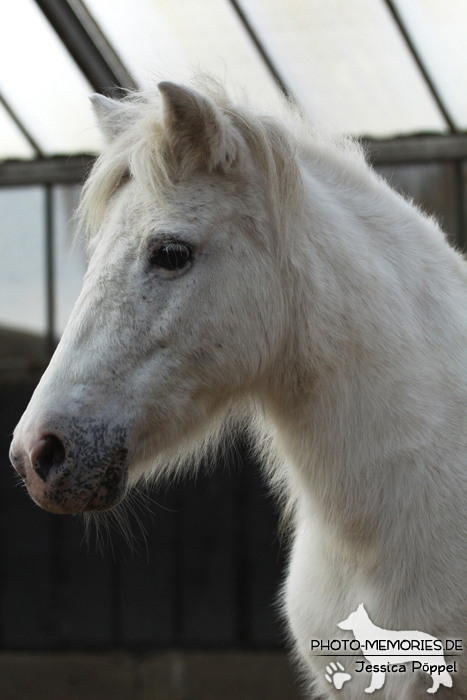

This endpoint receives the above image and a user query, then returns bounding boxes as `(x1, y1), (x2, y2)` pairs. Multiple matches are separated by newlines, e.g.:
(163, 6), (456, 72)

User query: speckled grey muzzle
(9, 417), (129, 515)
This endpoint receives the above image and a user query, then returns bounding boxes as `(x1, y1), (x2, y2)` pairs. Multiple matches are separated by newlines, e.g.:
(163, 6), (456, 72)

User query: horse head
(9, 82), (298, 514)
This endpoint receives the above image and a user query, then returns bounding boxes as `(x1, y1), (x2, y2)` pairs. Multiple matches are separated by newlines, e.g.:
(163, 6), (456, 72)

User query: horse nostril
(31, 435), (66, 482)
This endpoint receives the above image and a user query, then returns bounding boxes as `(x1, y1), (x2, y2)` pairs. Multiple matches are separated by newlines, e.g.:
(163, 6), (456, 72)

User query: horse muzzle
(9, 420), (129, 515)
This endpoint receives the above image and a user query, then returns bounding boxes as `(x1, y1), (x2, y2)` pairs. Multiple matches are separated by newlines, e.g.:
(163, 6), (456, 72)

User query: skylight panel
(0, 102), (35, 160)
(83, 0), (285, 112)
(234, 0), (448, 137)
(0, 0), (102, 156)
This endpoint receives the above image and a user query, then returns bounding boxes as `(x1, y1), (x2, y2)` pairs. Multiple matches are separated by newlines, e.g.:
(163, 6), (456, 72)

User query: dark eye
(149, 242), (193, 271)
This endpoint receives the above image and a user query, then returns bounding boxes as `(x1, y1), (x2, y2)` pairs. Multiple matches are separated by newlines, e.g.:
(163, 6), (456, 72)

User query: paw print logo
(325, 662), (352, 690)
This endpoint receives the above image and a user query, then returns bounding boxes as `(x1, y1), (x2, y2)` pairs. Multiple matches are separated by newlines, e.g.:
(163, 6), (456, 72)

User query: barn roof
(1, 0), (467, 164)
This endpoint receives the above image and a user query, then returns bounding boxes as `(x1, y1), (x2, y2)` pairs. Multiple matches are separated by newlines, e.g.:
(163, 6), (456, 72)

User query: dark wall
(0, 383), (286, 650)
(375, 161), (464, 250)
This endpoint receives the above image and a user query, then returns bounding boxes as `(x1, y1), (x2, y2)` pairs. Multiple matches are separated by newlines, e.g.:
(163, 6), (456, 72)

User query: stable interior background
(1, 1), (467, 699)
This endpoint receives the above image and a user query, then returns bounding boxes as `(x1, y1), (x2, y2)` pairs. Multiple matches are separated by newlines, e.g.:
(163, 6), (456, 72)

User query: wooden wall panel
(375, 162), (460, 248)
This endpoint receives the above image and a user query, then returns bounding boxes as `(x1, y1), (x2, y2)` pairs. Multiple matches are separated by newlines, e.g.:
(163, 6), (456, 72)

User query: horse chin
(81, 449), (129, 512)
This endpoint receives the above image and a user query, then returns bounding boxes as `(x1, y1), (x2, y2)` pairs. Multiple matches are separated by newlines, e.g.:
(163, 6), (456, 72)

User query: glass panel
(234, 0), (447, 136)
(390, 0), (467, 131)
(53, 186), (86, 336)
(0, 0), (102, 155)
(0, 103), (35, 160)
(84, 0), (285, 111)
(0, 187), (46, 358)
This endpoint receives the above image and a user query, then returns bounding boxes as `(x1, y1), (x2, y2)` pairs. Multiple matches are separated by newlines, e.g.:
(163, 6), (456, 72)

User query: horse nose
(30, 434), (67, 482)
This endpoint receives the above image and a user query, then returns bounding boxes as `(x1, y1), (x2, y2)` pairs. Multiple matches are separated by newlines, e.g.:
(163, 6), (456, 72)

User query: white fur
(12, 78), (467, 698)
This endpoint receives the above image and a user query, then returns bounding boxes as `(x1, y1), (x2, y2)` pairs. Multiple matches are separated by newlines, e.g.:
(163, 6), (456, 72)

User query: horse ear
(158, 81), (238, 173)
(90, 94), (126, 142)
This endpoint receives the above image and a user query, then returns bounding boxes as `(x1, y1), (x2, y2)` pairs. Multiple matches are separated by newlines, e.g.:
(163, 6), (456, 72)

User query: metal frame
(45, 185), (55, 356)
(0, 155), (95, 186)
(383, 0), (456, 133)
(0, 0), (462, 165)
(0, 93), (43, 157)
(3, 135), (467, 190)
(226, 0), (293, 102)
(363, 134), (467, 165)
(34, 0), (136, 97)
(0, 0), (137, 168)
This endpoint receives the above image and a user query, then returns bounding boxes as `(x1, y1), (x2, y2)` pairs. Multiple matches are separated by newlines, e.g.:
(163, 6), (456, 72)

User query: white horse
(9, 78), (467, 699)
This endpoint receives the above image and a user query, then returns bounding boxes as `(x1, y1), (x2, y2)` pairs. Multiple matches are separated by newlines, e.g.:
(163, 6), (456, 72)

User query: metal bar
(66, 0), (136, 91)
(0, 155), (95, 187)
(45, 185), (55, 356)
(226, 0), (294, 102)
(34, 0), (136, 96)
(0, 92), (42, 157)
(2, 132), (467, 190)
(383, 0), (457, 133)
(363, 134), (467, 165)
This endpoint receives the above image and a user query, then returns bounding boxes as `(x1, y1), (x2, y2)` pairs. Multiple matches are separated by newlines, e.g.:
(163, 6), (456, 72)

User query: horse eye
(149, 242), (192, 271)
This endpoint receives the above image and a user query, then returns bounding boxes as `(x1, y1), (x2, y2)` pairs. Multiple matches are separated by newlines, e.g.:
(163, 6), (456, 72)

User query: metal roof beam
(0, 155), (95, 186)
(3, 134), (467, 187)
(34, 0), (136, 96)
(363, 134), (467, 165)
(0, 92), (43, 157)
(383, 0), (457, 133)
(226, 0), (294, 102)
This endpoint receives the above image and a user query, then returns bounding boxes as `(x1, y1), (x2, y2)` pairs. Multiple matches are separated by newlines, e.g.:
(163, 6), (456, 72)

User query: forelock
(76, 75), (363, 254)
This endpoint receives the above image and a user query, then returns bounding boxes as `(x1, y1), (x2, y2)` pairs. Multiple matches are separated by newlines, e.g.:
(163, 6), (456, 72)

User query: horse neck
(259, 149), (467, 536)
